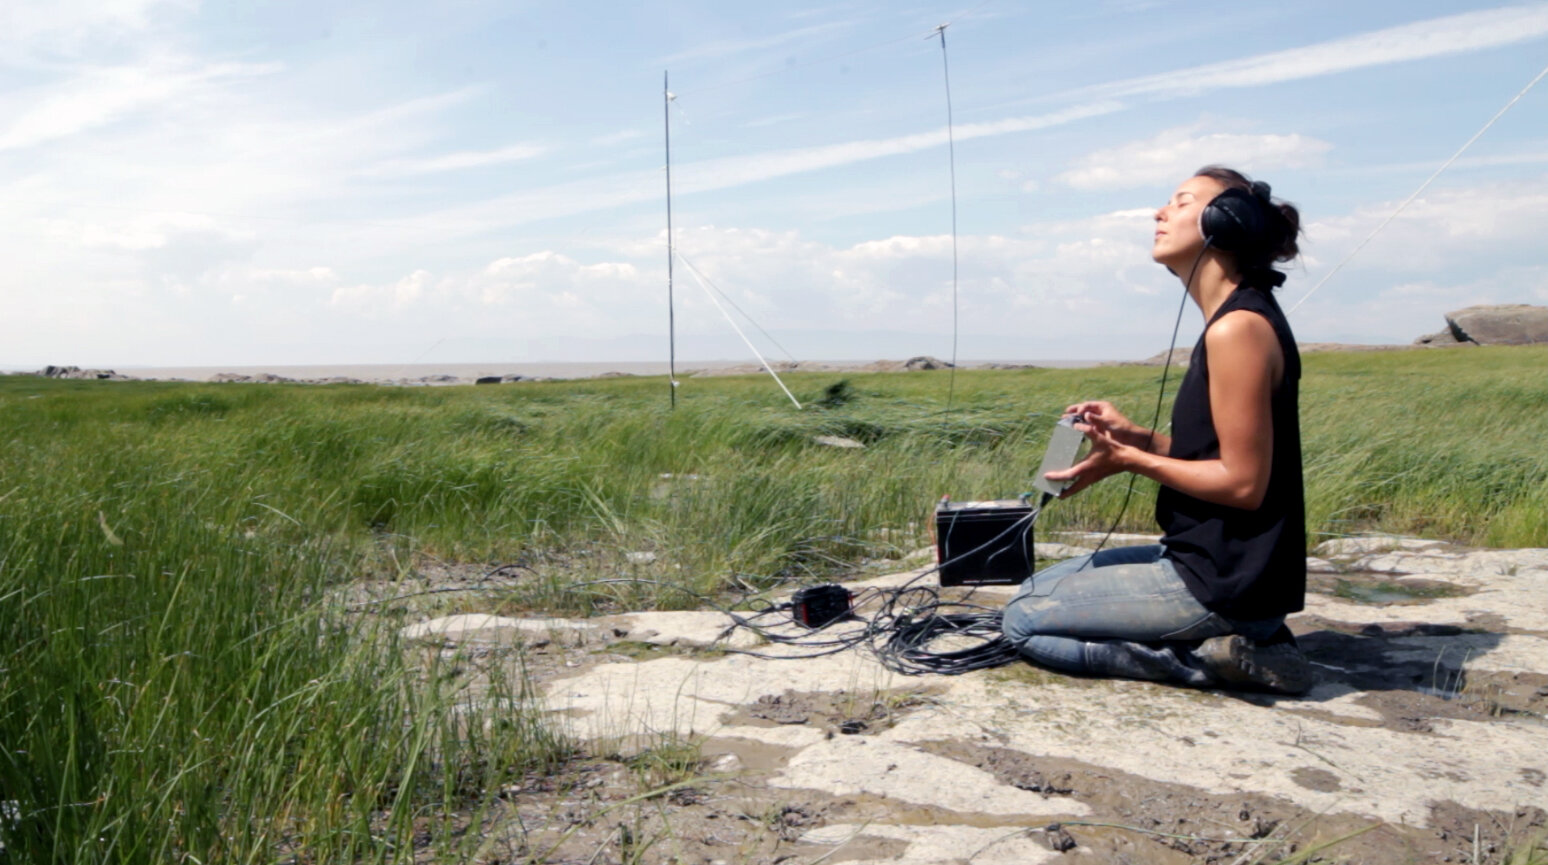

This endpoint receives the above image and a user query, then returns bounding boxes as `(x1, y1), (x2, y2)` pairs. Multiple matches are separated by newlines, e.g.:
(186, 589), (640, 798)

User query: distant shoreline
(14, 358), (1107, 385)
(8, 343), (1421, 385)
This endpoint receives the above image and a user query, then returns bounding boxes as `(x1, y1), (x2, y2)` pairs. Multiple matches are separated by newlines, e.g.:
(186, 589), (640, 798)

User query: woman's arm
(1048, 310), (1279, 508)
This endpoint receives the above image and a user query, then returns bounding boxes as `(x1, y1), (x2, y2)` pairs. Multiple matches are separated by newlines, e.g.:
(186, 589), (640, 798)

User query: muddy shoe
(1195, 633), (1315, 695)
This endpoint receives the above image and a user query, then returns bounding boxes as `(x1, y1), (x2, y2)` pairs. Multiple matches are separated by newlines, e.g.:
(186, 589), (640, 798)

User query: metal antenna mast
(932, 23), (960, 411)
(664, 71), (678, 409)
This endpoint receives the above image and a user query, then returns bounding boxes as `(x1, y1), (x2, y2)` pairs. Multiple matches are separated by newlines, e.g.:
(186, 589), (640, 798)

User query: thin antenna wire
(673, 249), (799, 363)
(1287, 58), (1548, 315)
(664, 71), (678, 408)
(933, 24), (961, 410)
(676, 253), (803, 409)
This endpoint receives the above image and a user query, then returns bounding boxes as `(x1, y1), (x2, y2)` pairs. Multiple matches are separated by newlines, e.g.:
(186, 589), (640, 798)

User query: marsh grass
(2, 345), (1546, 862)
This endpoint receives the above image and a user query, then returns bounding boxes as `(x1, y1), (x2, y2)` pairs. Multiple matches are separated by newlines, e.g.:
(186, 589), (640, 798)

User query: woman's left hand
(1043, 415), (1138, 497)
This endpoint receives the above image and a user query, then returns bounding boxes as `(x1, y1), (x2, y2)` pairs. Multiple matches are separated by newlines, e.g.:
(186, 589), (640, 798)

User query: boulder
(1437, 304), (1548, 346)
(35, 365), (134, 381)
(475, 375), (503, 385)
(903, 355), (953, 371)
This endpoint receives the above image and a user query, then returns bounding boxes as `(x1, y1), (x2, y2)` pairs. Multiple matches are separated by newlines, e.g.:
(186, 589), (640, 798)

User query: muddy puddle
(1307, 570), (1473, 605)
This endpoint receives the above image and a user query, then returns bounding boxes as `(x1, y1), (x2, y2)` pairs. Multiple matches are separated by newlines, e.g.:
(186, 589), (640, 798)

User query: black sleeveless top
(1156, 283), (1305, 620)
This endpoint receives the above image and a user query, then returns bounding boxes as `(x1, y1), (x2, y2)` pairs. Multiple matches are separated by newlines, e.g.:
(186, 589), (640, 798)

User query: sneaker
(1194, 631), (1315, 695)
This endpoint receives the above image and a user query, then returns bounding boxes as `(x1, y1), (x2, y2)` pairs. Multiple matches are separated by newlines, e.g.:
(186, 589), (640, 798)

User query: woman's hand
(1043, 414), (1140, 497)
(1064, 400), (1154, 450)
(1065, 399), (1173, 456)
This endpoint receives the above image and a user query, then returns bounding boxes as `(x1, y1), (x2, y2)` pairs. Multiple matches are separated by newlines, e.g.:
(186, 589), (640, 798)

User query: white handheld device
(1031, 414), (1087, 498)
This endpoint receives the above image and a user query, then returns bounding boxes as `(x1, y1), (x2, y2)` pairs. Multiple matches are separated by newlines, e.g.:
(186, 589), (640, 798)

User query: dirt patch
(1289, 766), (1341, 792)
(1427, 801), (1548, 864)
(722, 687), (943, 736)
(920, 742), (1547, 865)
(471, 757), (861, 865)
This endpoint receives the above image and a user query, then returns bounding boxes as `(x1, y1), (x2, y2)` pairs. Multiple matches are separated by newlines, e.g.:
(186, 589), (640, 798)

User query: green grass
(2, 345), (1546, 862)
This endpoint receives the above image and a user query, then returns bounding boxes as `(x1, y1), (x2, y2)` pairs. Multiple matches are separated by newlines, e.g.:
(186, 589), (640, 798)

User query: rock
(1441, 304), (1548, 346)
(501, 374), (524, 382)
(475, 375), (502, 385)
(904, 355), (953, 371)
(1305, 556), (1340, 573)
(813, 435), (865, 449)
(35, 365), (135, 381)
(1039, 824), (1077, 853)
(209, 372), (294, 383)
(400, 614), (597, 647)
(625, 551), (658, 564)
(528, 541), (1548, 864)
(1313, 536), (1451, 557)
(600, 610), (765, 649)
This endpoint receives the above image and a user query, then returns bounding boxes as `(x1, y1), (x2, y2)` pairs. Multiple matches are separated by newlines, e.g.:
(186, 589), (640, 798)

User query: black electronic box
(933, 498), (1034, 587)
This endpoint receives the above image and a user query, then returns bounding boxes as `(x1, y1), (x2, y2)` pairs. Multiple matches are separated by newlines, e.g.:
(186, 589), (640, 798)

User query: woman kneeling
(1002, 166), (1313, 695)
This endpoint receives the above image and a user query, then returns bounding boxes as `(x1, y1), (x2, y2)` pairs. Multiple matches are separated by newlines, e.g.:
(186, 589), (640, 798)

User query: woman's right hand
(1064, 401), (1148, 448)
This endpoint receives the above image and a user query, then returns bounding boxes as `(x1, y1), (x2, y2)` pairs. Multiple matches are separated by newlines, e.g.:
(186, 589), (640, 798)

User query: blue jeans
(1001, 545), (1282, 686)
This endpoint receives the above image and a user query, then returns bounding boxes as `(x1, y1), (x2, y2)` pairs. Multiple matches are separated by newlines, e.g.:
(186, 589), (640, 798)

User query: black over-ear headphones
(1199, 182), (1276, 255)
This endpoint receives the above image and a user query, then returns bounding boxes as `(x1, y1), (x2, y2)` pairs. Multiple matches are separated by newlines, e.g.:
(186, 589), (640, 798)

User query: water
(1329, 573), (1468, 605)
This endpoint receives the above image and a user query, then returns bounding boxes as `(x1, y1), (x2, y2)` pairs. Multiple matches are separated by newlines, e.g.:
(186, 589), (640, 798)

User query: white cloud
(1281, 175), (1548, 334)
(1056, 125), (1333, 189)
(1301, 175), (1548, 271)
(362, 143), (548, 176)
(401, 100), (1126, 237)
(678, 101), (1126, 195)
(1092, 5), (1548, 100)
(0, 0), (194, 62)
(655, 19), (854, 66)
(0, 58), (277, 152)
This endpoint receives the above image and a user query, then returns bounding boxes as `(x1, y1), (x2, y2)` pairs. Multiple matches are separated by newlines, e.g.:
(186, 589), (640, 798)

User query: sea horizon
(63, 358), (1115, 382)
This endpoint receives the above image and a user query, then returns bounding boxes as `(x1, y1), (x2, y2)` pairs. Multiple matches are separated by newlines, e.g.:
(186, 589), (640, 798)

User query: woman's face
(1152, 174), (1227, 271)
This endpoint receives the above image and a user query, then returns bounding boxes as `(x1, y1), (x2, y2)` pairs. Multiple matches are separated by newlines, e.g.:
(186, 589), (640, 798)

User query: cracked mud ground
(396, 537), (1548, 864)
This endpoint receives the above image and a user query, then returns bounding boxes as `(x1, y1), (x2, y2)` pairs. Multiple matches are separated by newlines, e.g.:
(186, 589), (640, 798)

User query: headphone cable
(1076, 239), (1210, 568)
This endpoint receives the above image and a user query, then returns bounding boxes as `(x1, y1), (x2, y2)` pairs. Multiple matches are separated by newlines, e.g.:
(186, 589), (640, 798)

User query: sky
(2, 0), (1547, 368)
